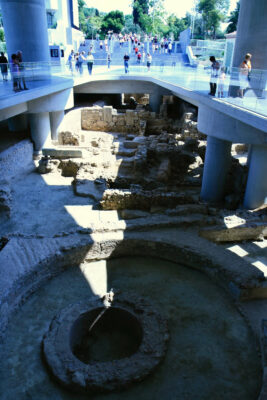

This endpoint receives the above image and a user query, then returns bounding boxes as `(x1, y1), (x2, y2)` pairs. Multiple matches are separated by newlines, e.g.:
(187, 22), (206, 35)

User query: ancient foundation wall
(0, 139), (35, 179)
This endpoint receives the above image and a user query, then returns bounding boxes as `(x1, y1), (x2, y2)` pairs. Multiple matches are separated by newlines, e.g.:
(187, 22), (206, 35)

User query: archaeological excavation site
(0, 92), (266, 400)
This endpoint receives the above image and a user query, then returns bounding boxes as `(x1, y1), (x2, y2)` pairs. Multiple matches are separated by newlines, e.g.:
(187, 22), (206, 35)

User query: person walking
(87, 51), (94, 75)
(67, 50), (75, 74)
(137, 51), (142, 65)
(0, 52), (8, 81)
(124, 53), (130, 74)
(164, 42), (168, 54)
(147, 53), (152, 72)
(209, 56), (220, 96)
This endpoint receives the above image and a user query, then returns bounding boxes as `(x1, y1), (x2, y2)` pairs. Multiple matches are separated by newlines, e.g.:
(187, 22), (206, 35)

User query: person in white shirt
(87, 52), (94, 75)
(147, 53), (152, 71)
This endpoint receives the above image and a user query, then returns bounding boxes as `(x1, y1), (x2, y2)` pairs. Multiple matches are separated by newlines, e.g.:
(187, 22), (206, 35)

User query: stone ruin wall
(58, 103), (200, 147)
(81, 106), (147, 134)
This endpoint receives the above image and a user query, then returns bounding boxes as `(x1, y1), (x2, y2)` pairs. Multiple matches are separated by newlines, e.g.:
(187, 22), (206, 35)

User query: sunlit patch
(253, 240), (267, 249)
(227, 245), (249, 257)
(41, 174), (73, 186)
(65, 206), (125, 230)
(79, 260), (107, 296)
(252, 261), (267, 275)
(65, 205), (98, 228)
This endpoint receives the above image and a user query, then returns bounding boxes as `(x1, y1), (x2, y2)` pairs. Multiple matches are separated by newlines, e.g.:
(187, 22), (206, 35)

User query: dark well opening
(70, 307), (143, 364)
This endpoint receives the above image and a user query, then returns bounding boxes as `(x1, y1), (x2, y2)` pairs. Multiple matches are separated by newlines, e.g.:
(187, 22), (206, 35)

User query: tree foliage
(78, 0), (87, 32)
(132, 0), (149, 27)
(132, 0), (168, 34)
(123, 14), (141, 34)
(197, 0), (230, 38)
(77, 1), (103, 38)
(167, 14), (189, 40)
(101, 10), (125, 34)
(226, 1), (240, 33)
(0, 28), (4, 42)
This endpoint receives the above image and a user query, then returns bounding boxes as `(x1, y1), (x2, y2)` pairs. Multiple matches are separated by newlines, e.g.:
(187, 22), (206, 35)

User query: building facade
(46, 0), (84, 62)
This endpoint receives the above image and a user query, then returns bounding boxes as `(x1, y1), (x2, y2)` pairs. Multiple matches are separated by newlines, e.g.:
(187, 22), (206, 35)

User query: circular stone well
(0, 255), (262, 400)
(43, 293), (169, 393)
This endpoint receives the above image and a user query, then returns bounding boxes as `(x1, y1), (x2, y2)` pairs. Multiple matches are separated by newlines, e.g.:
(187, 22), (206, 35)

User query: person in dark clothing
(0, 52), (8, 81)
(124, 53), (130, 74)
(209, 56), (220, 96)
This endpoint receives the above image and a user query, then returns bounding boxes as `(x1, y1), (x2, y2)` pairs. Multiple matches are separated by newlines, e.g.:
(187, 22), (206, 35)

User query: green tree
(132, 0), (149, 27)
(226, 1), (240, 33)
(149, 0), (166, 34)
(101, 10), (125, 34)
(78, 0), (87, 32)
(0, 28), (5, 42)
(86, 15), (103, 39)
(167, 14), (189, 40)
(123, 14), (142, 34)
(197, 0), (229, 38)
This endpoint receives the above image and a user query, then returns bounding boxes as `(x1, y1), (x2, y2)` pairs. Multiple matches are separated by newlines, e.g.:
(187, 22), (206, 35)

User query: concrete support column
(246, 145), (252, 167)
(149, 91), (162, 114)
(200, 136), (232, 203)
(8, 114), (28, 131)
(232, 0), (267, 71)
(50, 110), (64, 141)
(0, 0), (50, 62)
(29, 112), (51, 154)
(243, 144), (267, 209)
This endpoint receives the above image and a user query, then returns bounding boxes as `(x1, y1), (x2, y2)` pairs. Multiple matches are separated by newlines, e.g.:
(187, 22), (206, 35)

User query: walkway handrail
(0, 61), (266, 118)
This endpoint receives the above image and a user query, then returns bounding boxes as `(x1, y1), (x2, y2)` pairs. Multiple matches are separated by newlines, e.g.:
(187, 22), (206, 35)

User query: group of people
(0, 51), (28, 92)
(96, 32), (174, 58)
(123, 52), (153, 74)
(209, 53), (252, 98)
(67, 50), (96, 75)
(67, 48), (113, 75)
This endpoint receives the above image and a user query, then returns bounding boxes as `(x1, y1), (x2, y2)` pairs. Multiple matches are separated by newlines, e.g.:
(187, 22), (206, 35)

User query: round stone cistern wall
(0, 235), (264, 399)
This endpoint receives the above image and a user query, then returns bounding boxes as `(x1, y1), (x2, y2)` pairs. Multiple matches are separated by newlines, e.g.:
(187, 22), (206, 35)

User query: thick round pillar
(29, 112), (51, 154)
(50, 110), (64, 141)
(243, 144), (267, 209)
(8, 114), (28, 131)
(232, 0), (267, 70)
(200, 136), (232, 203)
(232, 0), (267, 95)
(0, 0), (50, 62)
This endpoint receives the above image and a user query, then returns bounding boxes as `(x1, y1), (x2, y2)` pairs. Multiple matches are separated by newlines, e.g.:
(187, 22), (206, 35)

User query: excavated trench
(0, 252), (262, 400)
(0, 100), (266, 400)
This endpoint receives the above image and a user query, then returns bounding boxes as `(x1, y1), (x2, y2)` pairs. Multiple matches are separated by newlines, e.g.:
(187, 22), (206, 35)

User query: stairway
(78, 40), (184, 66)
